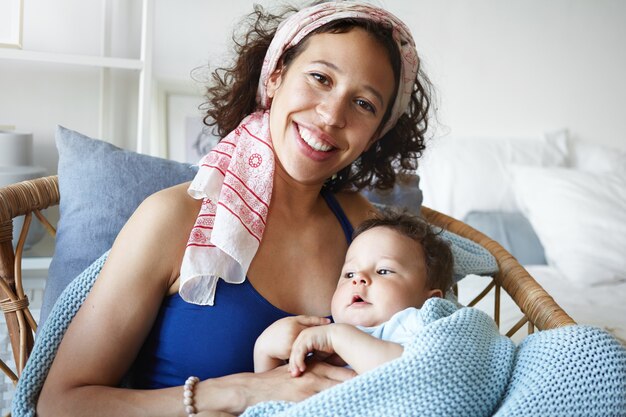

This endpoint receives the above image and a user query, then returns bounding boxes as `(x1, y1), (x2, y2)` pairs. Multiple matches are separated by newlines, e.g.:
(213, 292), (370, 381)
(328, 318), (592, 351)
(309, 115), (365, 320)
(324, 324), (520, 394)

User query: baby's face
(331, 226), (438, 327)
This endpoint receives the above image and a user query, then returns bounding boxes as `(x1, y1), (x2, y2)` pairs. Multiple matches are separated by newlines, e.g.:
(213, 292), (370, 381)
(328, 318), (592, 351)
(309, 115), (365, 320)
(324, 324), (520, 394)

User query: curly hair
(203, 2), (433, 192)
(352, 211), (454, 295)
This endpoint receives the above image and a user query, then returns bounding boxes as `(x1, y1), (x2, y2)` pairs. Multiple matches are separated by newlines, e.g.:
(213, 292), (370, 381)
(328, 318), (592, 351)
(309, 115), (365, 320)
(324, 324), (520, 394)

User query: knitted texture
(441, 229), (498, 282)
(241, 298), (516, 417)
(241, 321), (626, 417)
(11, 251), (110, 417)
(494, 325), (626, 417)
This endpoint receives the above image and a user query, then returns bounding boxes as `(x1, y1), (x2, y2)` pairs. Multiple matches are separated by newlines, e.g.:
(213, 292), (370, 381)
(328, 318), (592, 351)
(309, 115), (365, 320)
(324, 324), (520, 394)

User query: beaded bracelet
(183, 376), (200, 416)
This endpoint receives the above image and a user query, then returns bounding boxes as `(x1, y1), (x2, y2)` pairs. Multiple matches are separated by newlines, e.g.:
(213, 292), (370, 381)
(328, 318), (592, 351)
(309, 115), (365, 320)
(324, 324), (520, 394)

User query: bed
(416, 130), (626, 344)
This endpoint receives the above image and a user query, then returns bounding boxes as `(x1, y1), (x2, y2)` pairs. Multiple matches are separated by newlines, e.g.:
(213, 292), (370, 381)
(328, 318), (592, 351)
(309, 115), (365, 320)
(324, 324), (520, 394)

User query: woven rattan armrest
(0, 175), (59, 383)
(421, 206), (576, 331)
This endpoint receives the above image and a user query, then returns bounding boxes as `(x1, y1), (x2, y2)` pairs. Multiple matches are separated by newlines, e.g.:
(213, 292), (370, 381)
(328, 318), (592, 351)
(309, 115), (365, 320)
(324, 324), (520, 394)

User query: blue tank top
(130, 188), (353, 388)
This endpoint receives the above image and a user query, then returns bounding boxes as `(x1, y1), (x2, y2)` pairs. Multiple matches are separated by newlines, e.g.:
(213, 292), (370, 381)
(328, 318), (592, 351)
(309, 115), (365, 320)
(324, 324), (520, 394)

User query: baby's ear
(428, 288), (443, 299)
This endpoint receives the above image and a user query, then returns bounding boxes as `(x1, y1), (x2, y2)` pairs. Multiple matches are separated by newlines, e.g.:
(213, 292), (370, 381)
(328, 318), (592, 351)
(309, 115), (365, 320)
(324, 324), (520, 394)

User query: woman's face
(266, 28), (395, 187)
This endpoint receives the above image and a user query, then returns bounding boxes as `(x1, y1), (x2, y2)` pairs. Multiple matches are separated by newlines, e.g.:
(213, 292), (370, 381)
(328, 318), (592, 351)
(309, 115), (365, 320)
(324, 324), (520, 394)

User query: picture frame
(153, 79), (220, 164)
(0, 0), (24, 49)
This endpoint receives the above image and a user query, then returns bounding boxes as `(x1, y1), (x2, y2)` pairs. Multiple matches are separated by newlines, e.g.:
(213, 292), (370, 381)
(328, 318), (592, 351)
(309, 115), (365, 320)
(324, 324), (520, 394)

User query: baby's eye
(355, 98), (376, 114)
(343, 272), (355, 279)
(310, 72), (329, 85)
(377, 269), (393, 276)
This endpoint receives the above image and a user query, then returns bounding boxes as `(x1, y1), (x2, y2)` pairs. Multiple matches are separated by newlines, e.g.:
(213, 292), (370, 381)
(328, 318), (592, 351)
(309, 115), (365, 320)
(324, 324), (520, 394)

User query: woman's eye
(377, 269), (393, 276)
(310, 72), (329, 85)
(355, 99), (376, 114)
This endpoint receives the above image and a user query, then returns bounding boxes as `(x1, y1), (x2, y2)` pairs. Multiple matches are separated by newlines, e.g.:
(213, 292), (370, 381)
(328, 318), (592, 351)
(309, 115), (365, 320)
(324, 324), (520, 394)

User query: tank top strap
(321, 188), (354, 243)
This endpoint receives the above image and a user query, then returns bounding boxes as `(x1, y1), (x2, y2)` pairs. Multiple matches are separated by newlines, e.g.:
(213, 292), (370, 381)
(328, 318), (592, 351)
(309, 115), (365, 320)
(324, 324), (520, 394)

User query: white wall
(1, 0), (625, 176)
(388, 0), (626, 146)
(153, 0), (626, 149)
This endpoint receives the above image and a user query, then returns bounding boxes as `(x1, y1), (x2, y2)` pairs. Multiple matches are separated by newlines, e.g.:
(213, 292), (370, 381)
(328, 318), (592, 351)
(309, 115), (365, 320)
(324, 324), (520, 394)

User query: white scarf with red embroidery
(179, 110), (274, 305)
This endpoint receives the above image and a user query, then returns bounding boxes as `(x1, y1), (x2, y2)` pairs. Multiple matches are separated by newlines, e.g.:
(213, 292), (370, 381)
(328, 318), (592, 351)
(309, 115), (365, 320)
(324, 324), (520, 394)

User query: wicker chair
(0, 175), (576, 393)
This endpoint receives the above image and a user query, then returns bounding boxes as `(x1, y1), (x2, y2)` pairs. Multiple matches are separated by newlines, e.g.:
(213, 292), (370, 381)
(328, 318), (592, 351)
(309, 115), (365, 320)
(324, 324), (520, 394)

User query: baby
(254, 211), (454, 376)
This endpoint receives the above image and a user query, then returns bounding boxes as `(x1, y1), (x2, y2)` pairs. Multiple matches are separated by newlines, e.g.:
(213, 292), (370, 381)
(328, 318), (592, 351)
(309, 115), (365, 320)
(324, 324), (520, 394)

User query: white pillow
(417, 130), (568, 220)
(512, 166), (626, 286)
(568, 139), (626, 175)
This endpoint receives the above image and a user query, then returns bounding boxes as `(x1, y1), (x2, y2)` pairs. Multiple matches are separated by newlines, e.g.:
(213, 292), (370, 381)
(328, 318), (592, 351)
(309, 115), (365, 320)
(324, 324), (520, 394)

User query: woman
(37, 2), (431, 415)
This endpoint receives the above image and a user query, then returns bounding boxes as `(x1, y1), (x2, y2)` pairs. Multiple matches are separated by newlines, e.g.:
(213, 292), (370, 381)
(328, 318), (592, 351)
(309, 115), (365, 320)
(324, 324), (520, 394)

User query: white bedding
(419, 133), (626, 346)
(457, 267), (626, 345)
(525, 265), (626, 344)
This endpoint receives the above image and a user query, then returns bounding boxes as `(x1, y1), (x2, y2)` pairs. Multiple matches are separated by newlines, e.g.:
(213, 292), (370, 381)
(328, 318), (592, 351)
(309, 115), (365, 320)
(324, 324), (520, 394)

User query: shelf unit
(0, 48), (143, 70)
(0, 0), (155, 155)
(0, 0), (155, 273)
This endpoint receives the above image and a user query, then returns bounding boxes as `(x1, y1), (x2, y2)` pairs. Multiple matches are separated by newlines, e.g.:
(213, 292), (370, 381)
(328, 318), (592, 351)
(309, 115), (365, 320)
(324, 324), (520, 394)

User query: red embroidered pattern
(189, 228), (209, 245)
(185, 111), (273, 249)
(248, 153), (262, 168)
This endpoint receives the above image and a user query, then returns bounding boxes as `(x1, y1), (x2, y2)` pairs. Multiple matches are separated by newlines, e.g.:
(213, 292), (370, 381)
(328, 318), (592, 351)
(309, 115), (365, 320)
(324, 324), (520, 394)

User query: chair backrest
(0, 175), (577, 388)
(421, 206), (576, 333)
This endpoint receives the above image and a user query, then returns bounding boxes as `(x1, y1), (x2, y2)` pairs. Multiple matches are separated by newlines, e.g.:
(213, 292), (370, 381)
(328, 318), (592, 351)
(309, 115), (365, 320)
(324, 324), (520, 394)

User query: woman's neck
(271, 168), (328, 219)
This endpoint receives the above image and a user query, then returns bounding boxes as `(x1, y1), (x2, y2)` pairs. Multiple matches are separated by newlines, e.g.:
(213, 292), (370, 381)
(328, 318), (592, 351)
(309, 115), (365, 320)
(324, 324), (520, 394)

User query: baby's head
(331, 211), (453, 327)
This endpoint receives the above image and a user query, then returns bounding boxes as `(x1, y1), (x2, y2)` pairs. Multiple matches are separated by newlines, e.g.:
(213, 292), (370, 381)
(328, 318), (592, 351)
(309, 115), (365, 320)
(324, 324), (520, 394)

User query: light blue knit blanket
(12, 252), (110, 417)
(240, 311), (626, 417)
(242, 297), (517, 417)
(12, 245), (626, 415)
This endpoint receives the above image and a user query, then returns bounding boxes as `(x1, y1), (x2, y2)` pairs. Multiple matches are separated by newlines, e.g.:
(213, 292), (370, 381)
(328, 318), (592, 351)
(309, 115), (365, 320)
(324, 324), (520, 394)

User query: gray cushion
(463, 211), (547, 265)
(41, 127), (197, 325)
(361, 174), (423, 215)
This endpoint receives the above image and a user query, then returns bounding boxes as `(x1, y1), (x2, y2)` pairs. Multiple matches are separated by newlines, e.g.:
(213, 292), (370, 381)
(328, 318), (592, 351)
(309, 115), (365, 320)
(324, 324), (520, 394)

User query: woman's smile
(292, 122), (339, 162)
(297, 124), (335, 152)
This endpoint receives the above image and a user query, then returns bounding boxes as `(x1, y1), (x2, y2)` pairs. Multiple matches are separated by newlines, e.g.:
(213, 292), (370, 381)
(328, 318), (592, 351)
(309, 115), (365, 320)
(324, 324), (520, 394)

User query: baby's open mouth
(351, 295), (369, 305)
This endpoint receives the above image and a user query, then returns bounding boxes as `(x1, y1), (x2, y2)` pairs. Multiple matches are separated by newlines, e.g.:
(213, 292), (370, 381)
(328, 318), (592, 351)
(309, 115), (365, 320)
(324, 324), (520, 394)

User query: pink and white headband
(256, 1), (419, 138)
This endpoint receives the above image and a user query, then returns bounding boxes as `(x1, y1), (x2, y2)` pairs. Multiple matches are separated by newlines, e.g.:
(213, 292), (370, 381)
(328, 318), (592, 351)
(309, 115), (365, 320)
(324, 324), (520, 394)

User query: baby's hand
(289, 324), (337, 377)
(254, 316), (331, 372)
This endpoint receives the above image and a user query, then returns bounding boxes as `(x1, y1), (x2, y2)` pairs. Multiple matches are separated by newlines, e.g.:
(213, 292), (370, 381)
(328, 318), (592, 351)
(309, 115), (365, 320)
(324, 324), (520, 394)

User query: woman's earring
(331, 173), (338, 181)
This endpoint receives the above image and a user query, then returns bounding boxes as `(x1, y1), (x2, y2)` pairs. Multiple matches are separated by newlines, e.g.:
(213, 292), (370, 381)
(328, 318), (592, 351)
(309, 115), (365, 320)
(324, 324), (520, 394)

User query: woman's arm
(37, 184), (354, 416)
(37, 184), (200, 416)
(289, 324), (404, 376)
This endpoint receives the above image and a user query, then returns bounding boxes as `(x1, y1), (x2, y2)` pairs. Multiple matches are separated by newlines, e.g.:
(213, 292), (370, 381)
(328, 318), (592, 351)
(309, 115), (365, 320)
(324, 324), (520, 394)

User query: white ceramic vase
(0, 132), (47, 249)
(0, 131), (34, 166)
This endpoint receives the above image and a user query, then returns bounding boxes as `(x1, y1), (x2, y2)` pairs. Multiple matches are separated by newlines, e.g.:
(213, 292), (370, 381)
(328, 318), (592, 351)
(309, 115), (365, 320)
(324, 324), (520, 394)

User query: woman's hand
(253, 315), (331, 372)
(196, 361), (356, 414)
(248, 362), (355, 406)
